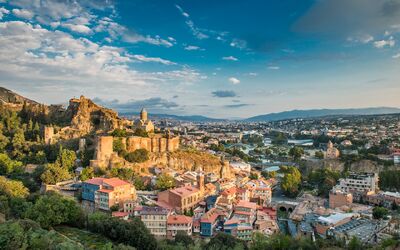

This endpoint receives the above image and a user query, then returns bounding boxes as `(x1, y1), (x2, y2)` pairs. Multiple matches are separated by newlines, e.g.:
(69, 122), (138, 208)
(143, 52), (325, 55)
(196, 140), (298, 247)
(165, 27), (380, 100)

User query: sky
(0, 0), (399, 119)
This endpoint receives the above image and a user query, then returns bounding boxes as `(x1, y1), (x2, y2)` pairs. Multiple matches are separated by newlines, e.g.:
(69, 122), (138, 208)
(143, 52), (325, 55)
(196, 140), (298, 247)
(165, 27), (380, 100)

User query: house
(315, 213), (356, 237)
(167, 215), (193, 239)
(82, 177), (136, 211)
(232, 200), (257, 224)
(329, 190), (353, 209)
(140, 206), (170, 238)
(123, 200), (136, 214)
(82, 177), (104, 202)
(158, 184), (204, 214)
(200, 208), (225, 237)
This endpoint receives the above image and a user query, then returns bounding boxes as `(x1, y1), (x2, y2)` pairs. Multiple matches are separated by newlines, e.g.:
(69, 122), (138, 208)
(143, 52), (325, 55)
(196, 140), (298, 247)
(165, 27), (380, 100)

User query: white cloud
(132, 55), (176, 65)
(248, 72), (258, 76)
(230, 38), (247, 49)
(175, 5), (208, 40)
(373, 36), (395, 48)
(62, 23), (91, 34)
(228, 77), (240, 85)
(12, 8), (34, 19)
(123, 32), (173, 47)
(184, 45), (203, 51)
(0, 21), (201, 101)
(347, 34), (374, 44)
(222, 56), (238, 61)
(268, 66), (280, 70)
(393, 53), (400, 59)
(0, 7), (9, 19)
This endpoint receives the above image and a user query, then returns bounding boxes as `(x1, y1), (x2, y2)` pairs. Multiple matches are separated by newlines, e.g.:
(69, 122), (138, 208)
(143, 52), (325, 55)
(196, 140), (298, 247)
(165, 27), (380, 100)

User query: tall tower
(140, 108), (148, 121)
(197, 173), (205, 193)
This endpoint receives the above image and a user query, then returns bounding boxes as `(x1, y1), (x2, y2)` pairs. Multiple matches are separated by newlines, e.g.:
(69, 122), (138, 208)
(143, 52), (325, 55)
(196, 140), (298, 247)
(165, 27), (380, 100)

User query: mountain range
(1, 86), (399, 122)
(244, 107), (400, 122)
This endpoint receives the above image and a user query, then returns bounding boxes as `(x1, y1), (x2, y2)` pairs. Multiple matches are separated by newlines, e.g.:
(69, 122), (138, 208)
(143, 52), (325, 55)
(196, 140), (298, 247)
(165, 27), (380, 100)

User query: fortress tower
(140, 108), (148, 121)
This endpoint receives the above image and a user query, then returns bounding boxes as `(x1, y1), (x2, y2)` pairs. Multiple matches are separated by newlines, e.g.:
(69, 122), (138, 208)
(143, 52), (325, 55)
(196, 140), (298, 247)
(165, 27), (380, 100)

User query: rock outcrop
(62, 96), (124, 135)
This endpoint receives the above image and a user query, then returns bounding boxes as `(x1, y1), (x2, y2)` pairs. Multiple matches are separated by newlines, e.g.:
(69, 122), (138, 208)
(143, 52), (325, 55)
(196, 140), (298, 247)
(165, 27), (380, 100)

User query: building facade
(140, 206), (170, 238)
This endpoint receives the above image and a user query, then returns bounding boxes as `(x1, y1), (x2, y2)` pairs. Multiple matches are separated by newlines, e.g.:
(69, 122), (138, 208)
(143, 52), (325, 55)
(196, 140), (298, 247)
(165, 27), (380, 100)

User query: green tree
(55, 147), (77, 171)
(315, 151), (324, 159)
(109, 168), (135, 182)
(40, 163), (72, 184)
(125, 149), (149, 163)
(261, 171), (276, 179)
(373, 206), (388, 219)
(133, 128), (148, 137)
(249, 172), (259, 180)
(155, 173), (175, 191)
(113, 138), (126, 155)
(111, 128), (128, 137)
(205, 233), (246, 250)
(347, 236), (362, 250)
(0, 131), (9, 152)
(289, 146), (304, 161)
(280, 166), (302, 197)
(88, 212), (157, 250)
(272, 132), (287, 145)
(0, 153), (23, 175)
(80, 167), (95, 181)
(0, 176), (29, 199)
(25, 193), (83, 229)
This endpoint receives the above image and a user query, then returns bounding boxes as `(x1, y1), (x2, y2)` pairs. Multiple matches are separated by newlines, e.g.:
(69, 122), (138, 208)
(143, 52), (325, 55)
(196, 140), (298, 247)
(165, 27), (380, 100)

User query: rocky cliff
(110, 150), (229, 176)
(62, 96), (124, 135)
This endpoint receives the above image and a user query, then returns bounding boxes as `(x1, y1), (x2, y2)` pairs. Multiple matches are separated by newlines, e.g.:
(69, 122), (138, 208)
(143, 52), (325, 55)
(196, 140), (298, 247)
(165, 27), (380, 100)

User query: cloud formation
(93, 97), (180, 113)
(132, 55), (176, 65)
(373, 37), (396, 48)
(12, 8), (33, 19)
(222, 56), (238, 61)
(212, 90), (237, 98)
(228, 77), (240, 84)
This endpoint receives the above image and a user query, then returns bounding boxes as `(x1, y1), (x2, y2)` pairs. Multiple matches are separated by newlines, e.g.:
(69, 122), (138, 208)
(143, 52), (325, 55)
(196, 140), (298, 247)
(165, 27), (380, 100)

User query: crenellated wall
(126, 135), (179, 153)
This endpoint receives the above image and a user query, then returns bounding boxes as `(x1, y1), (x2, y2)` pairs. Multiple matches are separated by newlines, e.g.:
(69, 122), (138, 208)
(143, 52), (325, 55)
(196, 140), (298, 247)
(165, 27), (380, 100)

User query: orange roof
(98, 189), (113, 193)
(201, 208), (223, 223)
(84, 177), (105, 185)
(170, 185), (200, 197)
(224, 218), (240, 225)
(112, 212), (129, 217)
(167, 215), (192, 225)
(221, 186), (237, 197)
(236, 200), (257, 210)
(103, 178), (130, 187)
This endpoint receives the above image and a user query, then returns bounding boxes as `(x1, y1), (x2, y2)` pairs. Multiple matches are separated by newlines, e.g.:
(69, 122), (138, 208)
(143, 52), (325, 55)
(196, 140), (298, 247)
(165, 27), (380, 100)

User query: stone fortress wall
(91, 135), (180, 169)
(125, 135), (180, 153)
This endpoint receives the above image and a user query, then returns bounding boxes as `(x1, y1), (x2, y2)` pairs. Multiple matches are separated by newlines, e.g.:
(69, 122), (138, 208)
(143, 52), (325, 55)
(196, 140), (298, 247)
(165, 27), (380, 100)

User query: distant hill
(120, 112), (225, 122)
(0, 87), (37, 105)
(245, 107), (400, 122)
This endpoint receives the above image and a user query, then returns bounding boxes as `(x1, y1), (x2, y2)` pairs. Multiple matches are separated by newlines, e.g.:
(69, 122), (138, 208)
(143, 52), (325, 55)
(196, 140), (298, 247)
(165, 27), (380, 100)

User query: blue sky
(0, 0), (399, 118)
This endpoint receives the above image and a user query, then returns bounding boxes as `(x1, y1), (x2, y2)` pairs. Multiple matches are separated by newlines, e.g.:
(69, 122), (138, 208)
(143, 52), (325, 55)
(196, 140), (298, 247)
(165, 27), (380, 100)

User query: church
(134, 108), (154, 132)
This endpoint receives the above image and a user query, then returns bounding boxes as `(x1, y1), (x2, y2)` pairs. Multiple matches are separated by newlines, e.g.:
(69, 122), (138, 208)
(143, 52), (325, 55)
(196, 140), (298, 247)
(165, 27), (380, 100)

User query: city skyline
(0, 0), (399, 118)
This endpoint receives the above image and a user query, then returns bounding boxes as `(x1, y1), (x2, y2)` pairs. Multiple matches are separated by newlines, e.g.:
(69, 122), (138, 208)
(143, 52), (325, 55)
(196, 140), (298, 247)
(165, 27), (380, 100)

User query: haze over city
(0, 0), (400, 118)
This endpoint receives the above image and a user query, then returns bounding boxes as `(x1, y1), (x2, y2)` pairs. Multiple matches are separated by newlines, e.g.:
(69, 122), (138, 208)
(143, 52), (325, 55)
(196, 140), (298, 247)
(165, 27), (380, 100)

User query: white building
(333, 173), (379, 194)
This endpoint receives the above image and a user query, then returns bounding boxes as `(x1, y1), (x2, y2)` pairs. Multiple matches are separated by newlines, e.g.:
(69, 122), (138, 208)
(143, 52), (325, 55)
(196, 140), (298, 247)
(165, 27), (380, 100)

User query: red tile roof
(221, 186), (237, 197)
(167, 215), (192, 225)
(112, 212), (129, 217)
(201, 208), (223, 223)
(98, 189), (113, 193)
(84, 177), (105, 186)
(103, 178), (130, 187)
(235, 200), (257, 210)
(170, 185), (200, 197)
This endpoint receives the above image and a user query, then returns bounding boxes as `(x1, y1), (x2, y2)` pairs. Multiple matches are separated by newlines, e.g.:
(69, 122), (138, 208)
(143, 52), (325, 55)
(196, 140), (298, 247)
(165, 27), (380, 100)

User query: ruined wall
(126, 136), (179, 153)
(90, 136), (114, 169)
(302, 159), (383, 174)
(44, 126), (54, 144)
